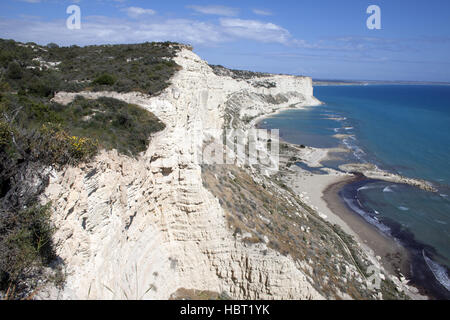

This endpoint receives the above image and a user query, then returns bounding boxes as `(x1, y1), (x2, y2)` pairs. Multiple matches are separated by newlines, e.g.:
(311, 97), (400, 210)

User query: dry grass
(169, 288), (231, 300)
(202, 162), (400, 299)
(200, 131), (409, 300)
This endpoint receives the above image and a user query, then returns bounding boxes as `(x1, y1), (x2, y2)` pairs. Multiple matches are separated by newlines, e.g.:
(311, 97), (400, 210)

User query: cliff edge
(39, 47), (394, 300)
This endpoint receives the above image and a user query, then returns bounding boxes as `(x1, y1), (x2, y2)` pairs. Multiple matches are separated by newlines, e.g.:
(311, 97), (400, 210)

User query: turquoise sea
(259, 85), (450, 298)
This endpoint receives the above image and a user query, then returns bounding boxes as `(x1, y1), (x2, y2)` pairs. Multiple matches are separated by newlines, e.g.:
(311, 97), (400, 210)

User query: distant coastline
(313, 79), (450, 86)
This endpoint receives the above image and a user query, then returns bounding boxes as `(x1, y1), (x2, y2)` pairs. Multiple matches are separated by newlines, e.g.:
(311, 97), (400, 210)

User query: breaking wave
(342, 138), (366, 162)
(423, 250), (450, 292)
(342, 196), (391, 234)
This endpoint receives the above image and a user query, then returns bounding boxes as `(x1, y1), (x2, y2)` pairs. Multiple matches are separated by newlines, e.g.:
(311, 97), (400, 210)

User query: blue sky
(1, 0), (449, 82)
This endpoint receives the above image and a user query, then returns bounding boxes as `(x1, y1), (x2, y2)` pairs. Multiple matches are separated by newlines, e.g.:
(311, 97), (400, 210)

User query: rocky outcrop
(41, 48), (323, 299)
(339, 163), (437, 192)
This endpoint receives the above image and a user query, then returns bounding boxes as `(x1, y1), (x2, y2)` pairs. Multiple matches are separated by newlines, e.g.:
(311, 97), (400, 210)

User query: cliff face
(41, 48), (324, 299)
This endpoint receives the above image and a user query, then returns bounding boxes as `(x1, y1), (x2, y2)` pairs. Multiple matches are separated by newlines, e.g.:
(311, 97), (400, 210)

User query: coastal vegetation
(0, 39), (182, 95)
(0, 39), (170, 299)
(210, 64), (273, 80)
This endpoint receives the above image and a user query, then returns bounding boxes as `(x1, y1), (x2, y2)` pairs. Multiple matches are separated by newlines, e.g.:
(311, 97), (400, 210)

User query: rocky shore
(339, 163), (437, 192)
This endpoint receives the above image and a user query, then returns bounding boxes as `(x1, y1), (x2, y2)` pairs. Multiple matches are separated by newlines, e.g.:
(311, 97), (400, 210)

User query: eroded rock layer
(42, 48), (326, 299)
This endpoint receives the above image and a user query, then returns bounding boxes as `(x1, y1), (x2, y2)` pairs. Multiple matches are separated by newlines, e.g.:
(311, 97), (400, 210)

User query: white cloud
(187, 5), (239, 17)
(122, 7), (156, 19)
(0, 16), (300, 48)
(0, 16), (227, 46)
(220, 18), (291, 44)
(252, 9), (272, 16)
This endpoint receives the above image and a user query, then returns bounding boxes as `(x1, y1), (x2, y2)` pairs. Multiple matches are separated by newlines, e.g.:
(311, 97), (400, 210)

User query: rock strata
(41, 47), (323, 299)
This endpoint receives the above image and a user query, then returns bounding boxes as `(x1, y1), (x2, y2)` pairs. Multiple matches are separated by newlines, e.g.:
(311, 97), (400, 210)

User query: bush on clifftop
(92, 73), (116, 86)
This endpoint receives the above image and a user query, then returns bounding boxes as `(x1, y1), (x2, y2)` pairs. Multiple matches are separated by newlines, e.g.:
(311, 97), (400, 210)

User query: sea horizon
(313, 79), (450, 86)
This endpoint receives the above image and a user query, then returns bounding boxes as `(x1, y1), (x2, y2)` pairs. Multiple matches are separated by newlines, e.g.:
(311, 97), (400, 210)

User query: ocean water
(259, 85), (450, 297)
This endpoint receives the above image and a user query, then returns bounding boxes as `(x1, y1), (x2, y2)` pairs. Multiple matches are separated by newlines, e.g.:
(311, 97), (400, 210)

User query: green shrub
(0, 120), (12, 148)
(29, 102), (62, 123)
(64, 96), (165, 156)
(92, 73), (117, 86)
(27, 78), (54, 98)
(46, 43), (59, 49)
(0, 203), (56, 299)
(0, 51), (14, 68)
(6, 61), (23, 80)
(0, 82), (11, 93)
(36, 123), (99, 165)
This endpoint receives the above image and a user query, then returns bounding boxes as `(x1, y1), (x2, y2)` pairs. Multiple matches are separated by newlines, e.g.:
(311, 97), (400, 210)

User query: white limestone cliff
(41, 47), (323, 300)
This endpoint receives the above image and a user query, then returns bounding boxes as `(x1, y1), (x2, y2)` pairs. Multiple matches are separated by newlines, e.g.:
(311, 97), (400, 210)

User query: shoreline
(249, 99), (323, 130)
(253, 104), (431, 299)
(277, 145), (431, 299)
(322, 175), (410, 277)
(336, 177), (450, 300)
(280, 145), (434, 299)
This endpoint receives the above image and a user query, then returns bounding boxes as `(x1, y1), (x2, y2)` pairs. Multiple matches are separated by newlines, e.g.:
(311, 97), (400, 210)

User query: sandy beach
(274, 140), (432, 299)
(280, 149), (409, 276)
(322, 176), (410, 276)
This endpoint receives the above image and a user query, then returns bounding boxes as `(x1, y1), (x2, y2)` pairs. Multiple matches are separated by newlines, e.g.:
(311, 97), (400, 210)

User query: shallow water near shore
(259, 85), (450, 298)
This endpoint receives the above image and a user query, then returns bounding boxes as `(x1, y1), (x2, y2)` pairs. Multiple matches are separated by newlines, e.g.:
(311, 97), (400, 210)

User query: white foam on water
(398, 206), (409, 211)
(423, 250), (450, 292)
(344, 126), (354, 130)
(342, 138), (366, 162)
(435, 220), (448, 225)
(383, 186), (394, 193)
(440, 194), (448, 198)
(357, 184), (380, 192)
(342, 196), (391, 234)
(357, 198), (364, 208)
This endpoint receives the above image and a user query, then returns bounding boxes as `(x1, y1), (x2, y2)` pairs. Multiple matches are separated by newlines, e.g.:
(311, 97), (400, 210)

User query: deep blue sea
(259, 85), (450, 297)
